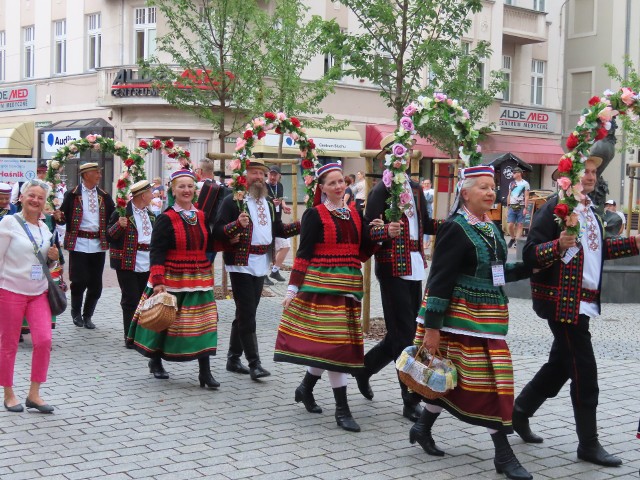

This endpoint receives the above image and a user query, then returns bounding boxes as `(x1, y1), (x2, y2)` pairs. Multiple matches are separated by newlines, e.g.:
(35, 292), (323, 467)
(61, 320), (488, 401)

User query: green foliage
(605, 58), (640, 150)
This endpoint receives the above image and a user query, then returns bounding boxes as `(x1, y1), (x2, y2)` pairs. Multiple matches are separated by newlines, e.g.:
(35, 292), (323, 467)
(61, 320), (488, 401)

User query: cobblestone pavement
(2, 262), (640, 480)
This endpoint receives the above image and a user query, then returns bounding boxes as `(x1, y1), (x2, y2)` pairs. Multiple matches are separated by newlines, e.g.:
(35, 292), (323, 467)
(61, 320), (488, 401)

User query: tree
(140, 0), (268, 153)
(605, 58), (640, 150)
(328, 0), (504, 157)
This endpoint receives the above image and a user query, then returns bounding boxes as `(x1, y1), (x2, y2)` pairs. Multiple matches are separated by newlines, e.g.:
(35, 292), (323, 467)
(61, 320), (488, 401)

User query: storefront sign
(110, 68), (232, 97)
(35, 121), (53, 128)
(263, 133), (363, 154)
(0, 157), (38, 182)
(499, 107), (556, 132)
(41, 130), (82, 158)
(0, 85), (36, 112)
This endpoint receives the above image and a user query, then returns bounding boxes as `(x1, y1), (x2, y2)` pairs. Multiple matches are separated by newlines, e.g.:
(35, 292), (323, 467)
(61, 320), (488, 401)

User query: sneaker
(269, 270), (286, 282)
(263, 276), (274, 286)
(508, 239), (516, 249)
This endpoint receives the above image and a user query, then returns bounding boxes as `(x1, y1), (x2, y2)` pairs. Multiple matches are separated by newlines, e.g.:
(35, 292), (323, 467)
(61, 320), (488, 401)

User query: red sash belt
(581, 288), (599, 303)
(409, 239), (421, 252)
(137, 243), (150, 251)
(249, 244), (270, 255)
(78, 230), (100, 239)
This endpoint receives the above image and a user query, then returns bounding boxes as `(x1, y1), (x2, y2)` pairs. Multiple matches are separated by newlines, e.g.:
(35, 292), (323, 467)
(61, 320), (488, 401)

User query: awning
(480, 134), (563, 166)
(0, 122), (34, 156)
(366, 124), (450, 159)
(252, 127), (363, 157)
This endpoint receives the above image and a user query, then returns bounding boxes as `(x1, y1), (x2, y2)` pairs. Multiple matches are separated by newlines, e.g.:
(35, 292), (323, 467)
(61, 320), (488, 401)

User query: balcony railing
(503, 5), (547, 45)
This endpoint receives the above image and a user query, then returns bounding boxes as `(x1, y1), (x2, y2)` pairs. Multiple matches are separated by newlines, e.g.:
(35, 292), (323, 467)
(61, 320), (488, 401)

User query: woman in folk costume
(409, 166), (533, 480)
(274, 163), (398, 432)
(127, 169), (219, 388)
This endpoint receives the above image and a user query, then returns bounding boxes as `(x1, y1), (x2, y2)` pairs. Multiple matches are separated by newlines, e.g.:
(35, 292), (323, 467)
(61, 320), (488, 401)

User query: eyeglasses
(21, 179), (51, 195)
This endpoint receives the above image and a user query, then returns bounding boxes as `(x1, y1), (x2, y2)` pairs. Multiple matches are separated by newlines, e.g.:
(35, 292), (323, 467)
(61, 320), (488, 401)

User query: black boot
(575, 407), (622, 467)
(353, 343), (393, 400)
(71, 297), (84, 327)
(226, 321), (249, 374)
(295, 372), (322, 414)
(242, 332), (270, 380)
(83, 315), (96, 329)
(399, 374), (423, 422)
(409, 409), (444, 456)
(332, 386), (360, 432)
(83, 295), (100, 329)
(148, 357), (169, 379)
(513, 384), (545, 443)
(491, 432), (533, 480)
(198, 357), (220, 389)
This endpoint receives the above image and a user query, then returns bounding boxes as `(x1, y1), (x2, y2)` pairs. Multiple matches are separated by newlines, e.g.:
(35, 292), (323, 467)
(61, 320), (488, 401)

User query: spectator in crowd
(351, 171), (366, 211)
(0, 183), (17, 220)
(506, 167), (530, 249)
(266, 165), (292, 283)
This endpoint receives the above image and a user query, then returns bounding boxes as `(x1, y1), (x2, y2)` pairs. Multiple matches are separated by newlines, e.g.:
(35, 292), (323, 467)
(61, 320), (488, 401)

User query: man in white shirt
(53, 162), (115, 330)
(214, 159), (300, 380)
(506, 167), (530, 248)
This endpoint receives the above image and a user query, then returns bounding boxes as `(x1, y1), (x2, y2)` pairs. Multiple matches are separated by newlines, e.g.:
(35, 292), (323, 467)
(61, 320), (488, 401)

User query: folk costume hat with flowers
(313, 162), (343, 207)
(449, 165), (495, 216)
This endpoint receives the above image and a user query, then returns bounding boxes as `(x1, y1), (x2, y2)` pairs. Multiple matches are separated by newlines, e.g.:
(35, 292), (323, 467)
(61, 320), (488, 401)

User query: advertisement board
(0, 157), (38, 182)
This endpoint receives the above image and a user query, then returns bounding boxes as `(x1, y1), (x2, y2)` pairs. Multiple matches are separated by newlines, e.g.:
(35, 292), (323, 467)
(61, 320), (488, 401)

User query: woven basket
(396, 345), (457, 400)
(138, 292), (178, 333)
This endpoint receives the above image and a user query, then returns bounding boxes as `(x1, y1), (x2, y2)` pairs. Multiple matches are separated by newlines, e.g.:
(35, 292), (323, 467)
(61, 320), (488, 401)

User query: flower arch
(554, 88), (640, 235)
(229, 112), (319, 209)
(46, 136), (191, 216)
(383, 93), (482, 221)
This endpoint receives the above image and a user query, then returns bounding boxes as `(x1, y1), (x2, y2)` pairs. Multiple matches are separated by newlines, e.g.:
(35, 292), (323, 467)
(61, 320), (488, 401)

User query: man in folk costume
(355, 135), (440, 422)
(195, 158), (230, 263)
(107, 180), (156, 346)
(214, 158), (300, 380)
(0, 183), (17, 221)
(515, 156), (640, 467)
(53, 162), (115, 330)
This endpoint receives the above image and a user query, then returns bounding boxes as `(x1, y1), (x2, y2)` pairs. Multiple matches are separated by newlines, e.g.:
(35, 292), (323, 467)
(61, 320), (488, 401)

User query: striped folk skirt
(274, 292), (364, 374)
(427, 331), (514, 433)
(126, 287), (218, 362)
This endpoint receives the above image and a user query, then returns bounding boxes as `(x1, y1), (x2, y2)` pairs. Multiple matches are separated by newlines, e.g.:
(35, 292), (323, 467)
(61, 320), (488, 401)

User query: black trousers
(115, 269), (149, 338)
(363, 277), (423, 375)
(69, 251), (106, 318)
(228, 271), (264, 346)
(525, 315), (599, 410)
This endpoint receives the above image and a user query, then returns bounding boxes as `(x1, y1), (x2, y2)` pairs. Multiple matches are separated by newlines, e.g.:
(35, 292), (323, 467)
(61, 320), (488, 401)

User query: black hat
(269, 165), (281, 174)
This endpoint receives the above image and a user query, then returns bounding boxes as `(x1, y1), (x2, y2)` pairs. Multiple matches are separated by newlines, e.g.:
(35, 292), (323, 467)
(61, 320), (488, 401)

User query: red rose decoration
(237, 176), (247, 187)
(151, 139), (162, 150)
(164, 139), (174, 149)
(301, 159), (313, 170)
(185, 151), (190, 158)
(243, 130), (253, 140)
(117, 197), (127, 208)
(290, 117), (301, 128)
(553, 203), (569, 219)
(308, 139), (316, 150)
(588, 96), (601, 106)
(558, 157), (573, 173)
(595, 127), (607, 141)
(139, 140), (149, 149)
(264, 112), (276, 121)
(274, 127), (282, 135)
(257, 130), (266, 140)
(116, 179), (126, 189)
(125, 158), (135, 167)
(566, 133), (579, 150)
(168, 152), (177, 158)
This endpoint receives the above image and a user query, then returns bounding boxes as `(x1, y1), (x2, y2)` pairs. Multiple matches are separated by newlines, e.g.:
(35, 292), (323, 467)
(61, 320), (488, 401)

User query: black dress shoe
(226, 358), (250, 374)
(19, 334), (24, 343)
(72, 315), (84, 327)
(4, 401), (24, 413)
(354, 374), (374, 400)
(25, 398), (54, 413)
(263, 276), (274, 286)
(148, 359), (169, 379)
(83, 317), (95, 329)
(403, 403), (423, 422)
(269, 270), (286, 282)
(250, 364), (271, 380)
(577, 442), (622, 467)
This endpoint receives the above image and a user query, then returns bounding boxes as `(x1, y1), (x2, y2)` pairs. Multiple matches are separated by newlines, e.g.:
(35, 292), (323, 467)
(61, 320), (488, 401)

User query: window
(53, 20), (67, 74)
(134, 7), (157, 62)
(502, 55), (512, 102)
(476, 62), (486, 89)
(533, 0), (545, 12)
(23, 26), (35, 79)
(531, 59), (545, 105)
(324, 28), (345, 79)
(0, 31), (5, 81)
(504, 0), (514, 4)
(87, 13), (102, 70)
(462, 41), (471, 55)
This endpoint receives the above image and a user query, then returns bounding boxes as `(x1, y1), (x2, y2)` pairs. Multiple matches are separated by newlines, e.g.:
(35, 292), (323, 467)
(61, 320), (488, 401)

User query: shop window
(533, 0), (545, 12)
(0, 31), (5, 81)
(87, 13), (102, 70)
(502, 55), (512, 102)
(530, 59), (545, 106)
(476, 62), (486, 89)
(134, 6), (157, 62)
(23, 25), (35, 79)
(54, 20), (67, 75)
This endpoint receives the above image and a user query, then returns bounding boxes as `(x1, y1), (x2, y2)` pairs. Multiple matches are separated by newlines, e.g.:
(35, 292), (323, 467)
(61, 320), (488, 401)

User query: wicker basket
(396, 345), (457, 400)
(138, 292), (178, 333)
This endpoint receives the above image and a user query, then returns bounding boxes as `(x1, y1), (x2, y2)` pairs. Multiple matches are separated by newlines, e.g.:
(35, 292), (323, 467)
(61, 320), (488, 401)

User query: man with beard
(214, 159), (300, 380)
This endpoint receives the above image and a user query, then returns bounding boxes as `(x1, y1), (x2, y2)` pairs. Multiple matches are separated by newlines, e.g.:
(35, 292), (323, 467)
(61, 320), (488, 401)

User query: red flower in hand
(116, 179), (126, 189)
(588, 96), (601, 106)
(236, 176), (247, 187)
(566, 133), (579, 150)
(595, 127), (607, 140)
(554, 203), (569, 219)
(308, 139), (316, 150)
(243, 130), (254, 140)
(139, 140), (149, 149)
(164, 139), (174, 149)
(257, 130), (266, 140)
(290, 117), (301, 128)
(125, 158), (135, 168)
(264, 112), (276, 121)
(558, 157), (573, 173)
(151, 139), (162, 150)
(117, 197), (127, 208)
(301, 159), (313, 170)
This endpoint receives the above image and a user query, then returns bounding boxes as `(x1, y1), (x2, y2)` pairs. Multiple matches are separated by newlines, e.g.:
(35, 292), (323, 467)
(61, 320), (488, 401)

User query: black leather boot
(295, 372), (322, 413)
(399, 373), (423, 422)
(198, 356), (220, 389)
(333, 386), (360, 432)
(148, 357), (169, 379)
(353, 343), (392, 400)
(71, 296), (84, 327)
(226, 322), (249, 374)
(83, 315), (96, 329)
(242, 332), (270, 380)
(409, 409), (444, 456)
(575, 407), (622, 467)
(83, 296), (99, 329)
(491, 432), (533, 480)
(513, 383), (546, 443)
